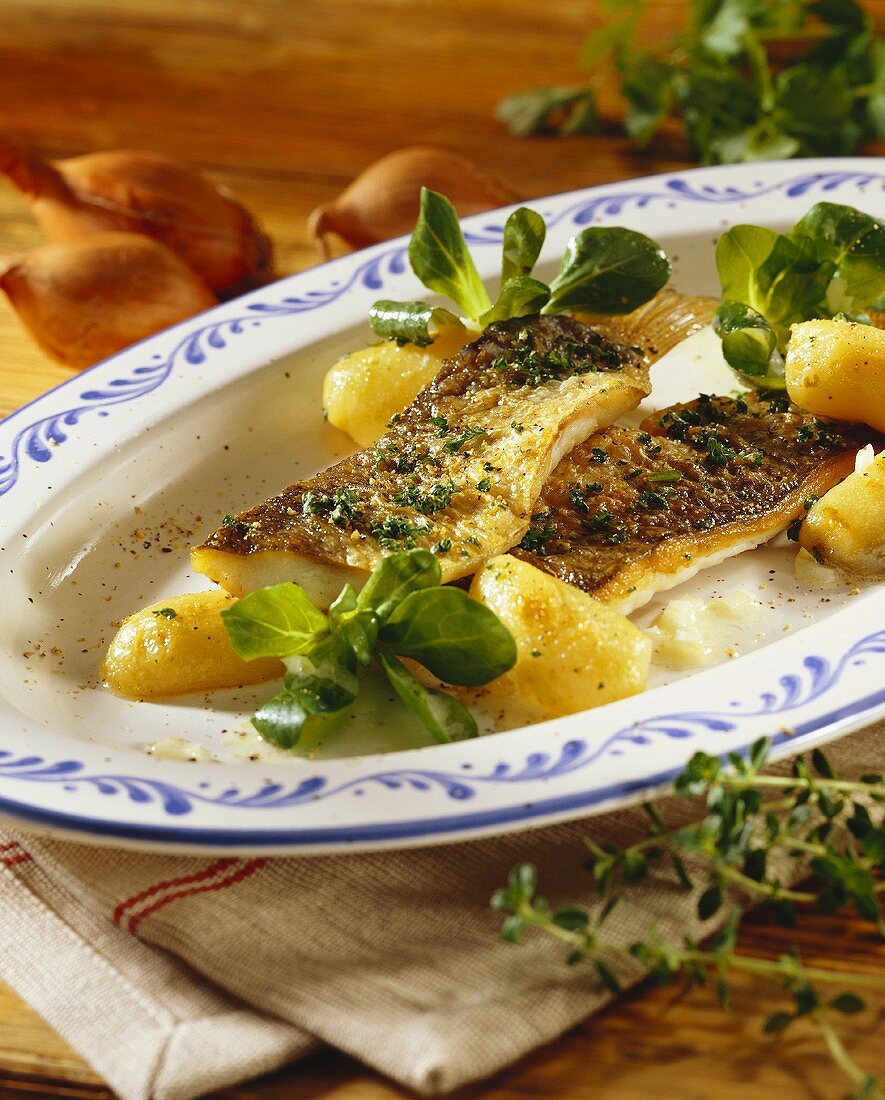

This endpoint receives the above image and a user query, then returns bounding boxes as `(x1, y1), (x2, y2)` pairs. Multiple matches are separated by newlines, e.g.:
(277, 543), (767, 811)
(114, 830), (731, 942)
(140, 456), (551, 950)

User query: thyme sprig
(492, 738), (885, 1098)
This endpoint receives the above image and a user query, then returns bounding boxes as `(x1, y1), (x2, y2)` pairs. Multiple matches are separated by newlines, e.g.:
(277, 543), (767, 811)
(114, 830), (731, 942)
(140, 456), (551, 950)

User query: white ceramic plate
(1, 158), (883, 854)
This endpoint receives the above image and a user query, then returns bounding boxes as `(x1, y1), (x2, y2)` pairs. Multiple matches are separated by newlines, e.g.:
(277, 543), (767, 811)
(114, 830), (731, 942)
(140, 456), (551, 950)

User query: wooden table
(0, 2), (883, 1097)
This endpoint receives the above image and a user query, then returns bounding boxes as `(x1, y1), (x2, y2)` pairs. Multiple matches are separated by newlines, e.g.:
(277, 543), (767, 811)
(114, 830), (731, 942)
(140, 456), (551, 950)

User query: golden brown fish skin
(512, 393), (871, 610)
(194, 315), (649, 600)
(573, 287), (718, 371)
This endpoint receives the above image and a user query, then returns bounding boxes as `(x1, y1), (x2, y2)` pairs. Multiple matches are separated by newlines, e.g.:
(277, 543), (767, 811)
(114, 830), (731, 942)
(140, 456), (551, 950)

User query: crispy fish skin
(513, 393), (869, 613)
(193, 315), (649, 604)
(572, 287), (718, 371)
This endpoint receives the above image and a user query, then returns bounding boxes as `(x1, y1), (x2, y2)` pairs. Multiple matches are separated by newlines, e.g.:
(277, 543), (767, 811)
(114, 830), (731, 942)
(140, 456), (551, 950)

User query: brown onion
(0, 232), (217, 370)
(0, 135), (272, 296)
(308, 146), (521, 258)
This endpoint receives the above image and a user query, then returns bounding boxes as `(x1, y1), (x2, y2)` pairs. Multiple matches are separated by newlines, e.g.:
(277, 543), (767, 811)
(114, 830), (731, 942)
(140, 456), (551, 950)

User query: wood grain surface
(0, 1), (883, 1098)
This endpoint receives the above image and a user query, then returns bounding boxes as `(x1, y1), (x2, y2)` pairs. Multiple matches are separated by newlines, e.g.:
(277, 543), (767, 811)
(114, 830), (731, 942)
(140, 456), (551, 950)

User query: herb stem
(716, 865), (816, 905)
(722, 775), (885, 798)
(499, 735), (885, 1098)
(769, 836), (831, 858)
(716, 957), (885, 990)
(813, 1010), (884, 1098)
(518, 898), (885, 990)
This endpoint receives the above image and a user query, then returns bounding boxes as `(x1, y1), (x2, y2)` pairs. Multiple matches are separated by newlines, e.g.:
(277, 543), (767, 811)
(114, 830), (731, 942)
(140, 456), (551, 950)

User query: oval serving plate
(1, 158), (883, 854)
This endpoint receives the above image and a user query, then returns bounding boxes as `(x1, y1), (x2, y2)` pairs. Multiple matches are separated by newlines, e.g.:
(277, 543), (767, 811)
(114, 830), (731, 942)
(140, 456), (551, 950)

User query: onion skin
(309, 146), (521, 257)
(0, 136), (273, 296)
(0, 232), (217, 370)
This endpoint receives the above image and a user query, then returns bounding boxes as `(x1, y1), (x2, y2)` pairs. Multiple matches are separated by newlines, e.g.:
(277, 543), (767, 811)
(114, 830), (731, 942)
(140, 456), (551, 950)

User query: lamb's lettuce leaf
(713, 202), (885, 385)
(222, 550), (514, 752)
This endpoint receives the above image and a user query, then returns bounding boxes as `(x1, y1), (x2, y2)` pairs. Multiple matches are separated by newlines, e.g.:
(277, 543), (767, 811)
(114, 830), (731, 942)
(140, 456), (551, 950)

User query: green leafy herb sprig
(222, 549), (516, 751)
(369, 187), (670, 346)
(493, 737), (885, 1097)
(712, 201), (885, 387)
(497, 0), (884, 166)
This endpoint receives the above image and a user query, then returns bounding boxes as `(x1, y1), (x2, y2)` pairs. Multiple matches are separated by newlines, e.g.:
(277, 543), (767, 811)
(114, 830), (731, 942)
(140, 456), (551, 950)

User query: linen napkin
(0, 722), (880, 1100)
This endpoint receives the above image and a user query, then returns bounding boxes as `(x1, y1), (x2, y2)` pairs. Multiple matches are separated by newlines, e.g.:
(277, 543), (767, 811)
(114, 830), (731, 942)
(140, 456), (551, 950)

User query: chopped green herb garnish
(567, 481), (604, 513)
(519, 523), (560, 555)
(476, 477), (491, 492)
(647, 470), (682, 484)
(301, 491), (328, 515)
(581, 507), (628, 544)
(795, 419), (844, 450)
(371, 515), (425, 550)
(221, 514), (237, 527)
(443, 425), (487, 453)
(813, 420), (844, 449)
(302, 489), (363, 527)
(705, 434), (736, 468)
(392, 480), (457, 515)
(636, 488), (671, 511)
(739, 449), (764, 467)
(152, 607), (177, 620)
(661, 407), (703, 442)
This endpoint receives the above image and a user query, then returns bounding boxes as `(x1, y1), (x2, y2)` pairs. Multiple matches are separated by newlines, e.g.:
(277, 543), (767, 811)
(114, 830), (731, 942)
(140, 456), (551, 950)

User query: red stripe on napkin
(113, 857), (240, 925)
(1, 852), (32, 868)
(0, 841), (32, 868)
(125, 859), (268, 935)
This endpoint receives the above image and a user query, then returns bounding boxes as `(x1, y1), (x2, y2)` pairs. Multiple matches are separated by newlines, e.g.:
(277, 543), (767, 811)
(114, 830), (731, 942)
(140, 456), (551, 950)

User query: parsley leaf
(497, 1), (883, 166)
(495, 86), (598, 138)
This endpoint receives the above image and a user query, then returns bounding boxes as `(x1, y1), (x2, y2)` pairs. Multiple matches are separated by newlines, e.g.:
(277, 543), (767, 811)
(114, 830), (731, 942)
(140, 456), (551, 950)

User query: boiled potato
(785, 319), (885, 432)
(323, 323), (468, 446)
(469, 555), (651, 719)
(799, 448), (885, 577)
(103, 590), (282, 699)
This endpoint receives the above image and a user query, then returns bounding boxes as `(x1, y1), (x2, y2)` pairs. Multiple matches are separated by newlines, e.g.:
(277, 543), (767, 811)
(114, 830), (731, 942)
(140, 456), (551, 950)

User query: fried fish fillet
(194, 314), (650, 605)
(193, 291), (716, 606)
(513, 393), (868, 613)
